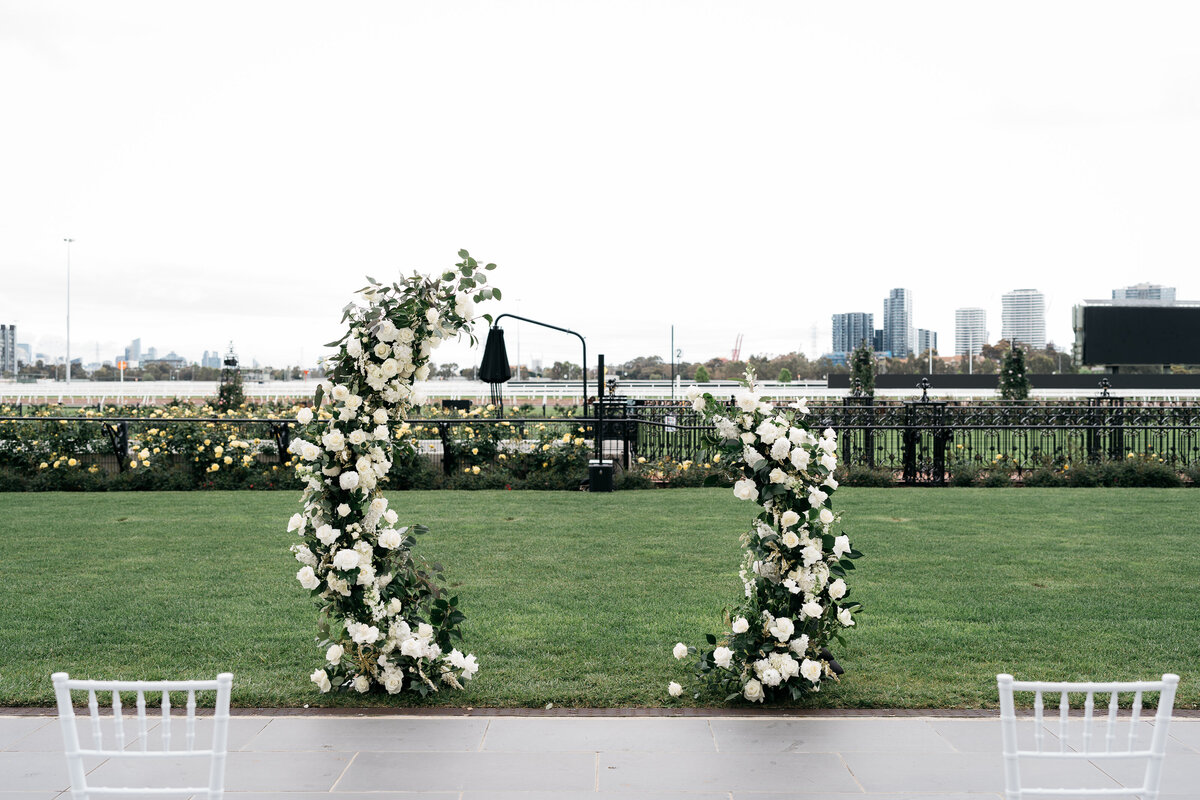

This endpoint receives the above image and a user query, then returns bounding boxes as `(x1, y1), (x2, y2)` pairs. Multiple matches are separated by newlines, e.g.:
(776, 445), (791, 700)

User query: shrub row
(4, 446), (1197, 493)
(948, 457), (1196, 488)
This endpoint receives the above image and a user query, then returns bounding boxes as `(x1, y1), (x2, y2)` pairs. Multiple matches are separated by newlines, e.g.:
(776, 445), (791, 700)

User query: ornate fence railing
(3, 393), (1198, 485)
(614, 394), (1200, 485)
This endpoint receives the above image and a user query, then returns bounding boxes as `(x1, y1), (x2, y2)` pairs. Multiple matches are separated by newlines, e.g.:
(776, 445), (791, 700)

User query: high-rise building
(955, 308), (987, 356)
(124, 338), (142, 365)
(1001, 289), (1046, 350)
(831, 312), (874, 356)
(1112, 283), (1176, 304)
(916, 329), (938, 355)
(0, 324), (15, 375)
(882, 288), (915, 357)
(872, 329), (885, 354)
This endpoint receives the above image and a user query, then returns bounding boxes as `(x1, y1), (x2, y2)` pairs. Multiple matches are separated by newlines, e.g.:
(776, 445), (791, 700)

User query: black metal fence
(4, 392), (1199, 485)
(614, 394), (1200, 484)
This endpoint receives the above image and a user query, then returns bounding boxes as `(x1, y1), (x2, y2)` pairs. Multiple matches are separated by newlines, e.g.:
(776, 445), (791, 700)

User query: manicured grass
(1, 489), (1197, 708)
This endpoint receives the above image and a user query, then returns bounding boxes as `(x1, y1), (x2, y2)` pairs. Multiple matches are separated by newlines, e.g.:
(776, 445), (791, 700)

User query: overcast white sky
(2, 1), (1198, 371)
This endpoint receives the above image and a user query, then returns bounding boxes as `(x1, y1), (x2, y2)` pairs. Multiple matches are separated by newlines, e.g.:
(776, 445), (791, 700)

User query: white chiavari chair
(997, 673), (1179, 800)
(52, 672), (233, 800)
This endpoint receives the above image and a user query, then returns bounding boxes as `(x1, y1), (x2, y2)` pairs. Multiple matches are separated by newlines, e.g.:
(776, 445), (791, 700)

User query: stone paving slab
(924, 718), (1061, 753)
(0, 719), (51, 751)
(1166, 720), (1200, 753)
(1086, 751), (1200, 796)
(0, 751), (103, 792)
(336, 751), (597, 792)
(731, 795), (1003, 800)
(1, 717), (271, 754)
(481, 718), (716, 752)
(1051, 717), (1198, 755)
(710, 718), (954, 754)
(86, 751), (355, 792)
(242, 718), (488, 752)
(841, 750), (1120, 794)
(200, 795), (456, 800)
(461, 793), (730, 800)
(600, 751), (860, 794)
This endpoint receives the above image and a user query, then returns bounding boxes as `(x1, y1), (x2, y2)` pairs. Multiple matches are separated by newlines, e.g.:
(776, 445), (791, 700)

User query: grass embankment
(1, 489), (1197, 707)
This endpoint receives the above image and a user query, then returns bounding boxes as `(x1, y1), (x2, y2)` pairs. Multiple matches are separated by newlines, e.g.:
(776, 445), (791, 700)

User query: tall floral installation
(669, 372), (863, 703)
(288, 251), (497, 696)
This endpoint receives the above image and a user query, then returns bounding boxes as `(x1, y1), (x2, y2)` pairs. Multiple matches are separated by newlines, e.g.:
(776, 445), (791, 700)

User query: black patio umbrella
(478, 326), (512, 414)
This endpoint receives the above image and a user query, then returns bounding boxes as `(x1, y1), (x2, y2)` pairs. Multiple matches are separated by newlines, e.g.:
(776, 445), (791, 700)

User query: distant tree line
(426, 340), (1200, 384)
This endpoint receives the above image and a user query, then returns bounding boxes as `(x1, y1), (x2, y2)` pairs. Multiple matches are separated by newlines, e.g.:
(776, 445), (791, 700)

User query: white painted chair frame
(51, 672), (233, 800)
(997, 673), (1179, 800)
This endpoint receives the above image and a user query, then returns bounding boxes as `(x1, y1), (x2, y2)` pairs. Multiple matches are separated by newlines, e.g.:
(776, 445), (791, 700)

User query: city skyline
(10, 276), (1138, 373)
(3, 3), (1199, 371)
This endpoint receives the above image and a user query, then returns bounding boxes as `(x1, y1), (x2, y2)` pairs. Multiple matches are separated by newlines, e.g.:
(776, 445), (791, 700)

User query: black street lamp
(479, 314), (586, 416)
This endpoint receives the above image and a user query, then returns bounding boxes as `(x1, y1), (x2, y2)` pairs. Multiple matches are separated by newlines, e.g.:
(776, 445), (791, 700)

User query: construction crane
(731, 333), (743, 361)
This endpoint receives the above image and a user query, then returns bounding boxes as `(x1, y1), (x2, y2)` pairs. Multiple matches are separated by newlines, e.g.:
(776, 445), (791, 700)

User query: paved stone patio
(2, 714), (1198, 799)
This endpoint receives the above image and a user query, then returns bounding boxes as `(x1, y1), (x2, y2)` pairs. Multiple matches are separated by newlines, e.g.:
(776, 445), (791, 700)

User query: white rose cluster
(667, 371), (861, 703)
(287, 254), (496, 696)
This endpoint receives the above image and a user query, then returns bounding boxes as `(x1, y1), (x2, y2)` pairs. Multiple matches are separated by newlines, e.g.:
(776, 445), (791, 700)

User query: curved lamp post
(64, 238), (74, 382)
(479, 314), (586, 416)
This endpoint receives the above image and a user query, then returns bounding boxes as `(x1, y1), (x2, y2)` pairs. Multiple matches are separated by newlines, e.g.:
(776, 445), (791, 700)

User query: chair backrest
(997, 673), (1179, 800)
(51, 672), (233, 800)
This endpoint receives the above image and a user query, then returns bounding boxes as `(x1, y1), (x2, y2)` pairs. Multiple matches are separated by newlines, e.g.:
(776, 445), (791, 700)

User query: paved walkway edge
(5, 706), (1200, 717)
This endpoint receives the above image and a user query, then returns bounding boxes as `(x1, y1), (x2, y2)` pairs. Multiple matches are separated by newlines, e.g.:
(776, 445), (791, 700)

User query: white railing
(6, 378), (1200, 405)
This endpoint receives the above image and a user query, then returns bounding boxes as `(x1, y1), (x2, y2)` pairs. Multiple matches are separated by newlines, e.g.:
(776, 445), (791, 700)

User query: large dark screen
(1082, 306), (1200, 364)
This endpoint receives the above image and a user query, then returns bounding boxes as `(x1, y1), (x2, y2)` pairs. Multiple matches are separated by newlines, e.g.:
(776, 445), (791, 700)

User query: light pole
(670, 325), (675, 401)
(63, 238), (75, 382)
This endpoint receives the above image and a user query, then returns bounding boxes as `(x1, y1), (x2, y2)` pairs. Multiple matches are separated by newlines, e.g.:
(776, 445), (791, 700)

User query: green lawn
(1, 488), (1197, 708)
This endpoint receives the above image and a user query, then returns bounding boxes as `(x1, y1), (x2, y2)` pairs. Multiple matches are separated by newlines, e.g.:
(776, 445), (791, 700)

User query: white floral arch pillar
(287, 251), (498, 696)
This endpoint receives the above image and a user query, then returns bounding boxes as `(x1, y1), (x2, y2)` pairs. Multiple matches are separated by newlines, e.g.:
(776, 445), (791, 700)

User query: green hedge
(947, 457), (1191, 489)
